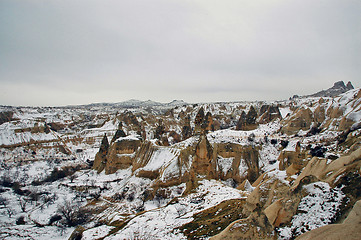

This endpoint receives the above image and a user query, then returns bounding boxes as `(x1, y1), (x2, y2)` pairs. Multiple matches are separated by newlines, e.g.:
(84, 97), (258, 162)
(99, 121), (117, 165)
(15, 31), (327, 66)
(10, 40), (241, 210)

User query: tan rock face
(213, 169), (304, 240)
(117, 111), (143, 136)
(204, 112), (214, 131)
(264, 198), (284, 227)
(327, 106), (343, 119)
(191, 134), (216, 178)
(259, 105), (282, 124)
(242, 146), (260, 183)
(93, 134), (109, 173)
(338, 116), (355, 131)
(132, 141), (156, 170)
(235, 111), (247, 130)
(278, 142), (308, 172)
(313, 105), (325, 124)
(194, 107), (214, 134)
(291, 147), (361, 190)
(105, 138), (141, 174)
(281, 107), (313, 135)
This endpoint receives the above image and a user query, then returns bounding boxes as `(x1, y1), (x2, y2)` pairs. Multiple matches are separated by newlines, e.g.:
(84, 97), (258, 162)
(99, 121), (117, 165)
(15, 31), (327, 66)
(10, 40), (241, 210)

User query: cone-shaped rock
(93, 134), (109, 173)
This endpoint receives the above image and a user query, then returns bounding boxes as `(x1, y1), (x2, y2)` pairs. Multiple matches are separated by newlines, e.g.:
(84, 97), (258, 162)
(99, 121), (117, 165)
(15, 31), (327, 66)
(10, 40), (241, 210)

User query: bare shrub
(57, 200), (89, 227)
(18, 196), (28, 212)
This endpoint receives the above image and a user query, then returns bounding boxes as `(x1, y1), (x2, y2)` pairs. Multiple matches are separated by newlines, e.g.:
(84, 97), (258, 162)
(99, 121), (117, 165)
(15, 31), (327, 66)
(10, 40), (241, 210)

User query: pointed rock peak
(196, 107), (205, 118)
(307, 80), (354, 97)
(111, 127), (126, 143)
(346, 81), (354, 90)
(99, 133), (109, 152)
(195, 107), (205, 126)
(248, 105), (257, 114)
(332, 81), (346, 89)
(246, 106), (258, 123)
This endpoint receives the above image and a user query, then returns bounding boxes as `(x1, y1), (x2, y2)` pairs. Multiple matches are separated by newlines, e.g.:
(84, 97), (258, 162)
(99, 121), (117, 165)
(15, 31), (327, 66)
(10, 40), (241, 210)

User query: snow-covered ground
(1, 89), (360, 239)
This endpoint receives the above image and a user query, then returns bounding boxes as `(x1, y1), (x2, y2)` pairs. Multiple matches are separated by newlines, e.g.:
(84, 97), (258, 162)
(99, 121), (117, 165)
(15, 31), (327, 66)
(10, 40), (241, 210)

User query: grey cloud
(0, 0), (360, 106)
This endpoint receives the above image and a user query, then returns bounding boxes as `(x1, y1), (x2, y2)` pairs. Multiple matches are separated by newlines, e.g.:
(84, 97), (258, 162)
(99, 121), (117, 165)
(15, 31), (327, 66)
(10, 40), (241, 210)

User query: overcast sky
(0, 0), (360, 106)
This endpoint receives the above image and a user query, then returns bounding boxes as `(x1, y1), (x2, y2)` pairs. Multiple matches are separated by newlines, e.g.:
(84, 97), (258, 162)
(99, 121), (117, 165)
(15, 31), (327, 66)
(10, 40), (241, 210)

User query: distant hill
(83, 99), (187, 108)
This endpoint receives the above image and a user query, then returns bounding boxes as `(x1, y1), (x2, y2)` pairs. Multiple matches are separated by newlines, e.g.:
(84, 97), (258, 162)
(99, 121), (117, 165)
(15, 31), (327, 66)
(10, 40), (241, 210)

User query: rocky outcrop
(194, 108), (214, 134)
(93, 134), (110, 173)
(47, 122), (66, 132)
(154, 119), (165, 139)
(111, 122), (126, 143)
(235, 111), (247, 130)
(242, 146), (260, 183)
(210, 216), (276, 240)
(132, 141), (156, 170)
(212, 170), (299, 240)
(236, 106), (258, 131)
(307, 81), (354, 97)
(203, 112), (214, 131)
(259, 105), (282, 124)
(105, 137), (141, 174)
(168, 131), (181, 144)
(117, 111), (144, 137)
(278, 142), (308, 175)
(213, 146), (361, 240)
(291, 147), (361, 190)
(281, 107), (314, 135)
(181, 115), (192, 140)
(191, 134), (216, 177)
(194, 107), (205, 133)
(214, 143), (260, 184)
(313, 104), (325, 124)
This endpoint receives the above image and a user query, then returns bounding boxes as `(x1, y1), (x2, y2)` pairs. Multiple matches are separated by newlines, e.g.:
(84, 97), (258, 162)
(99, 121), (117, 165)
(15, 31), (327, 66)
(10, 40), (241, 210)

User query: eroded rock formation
(93, 134), (110, 173)
(236, 106), (258, 131)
